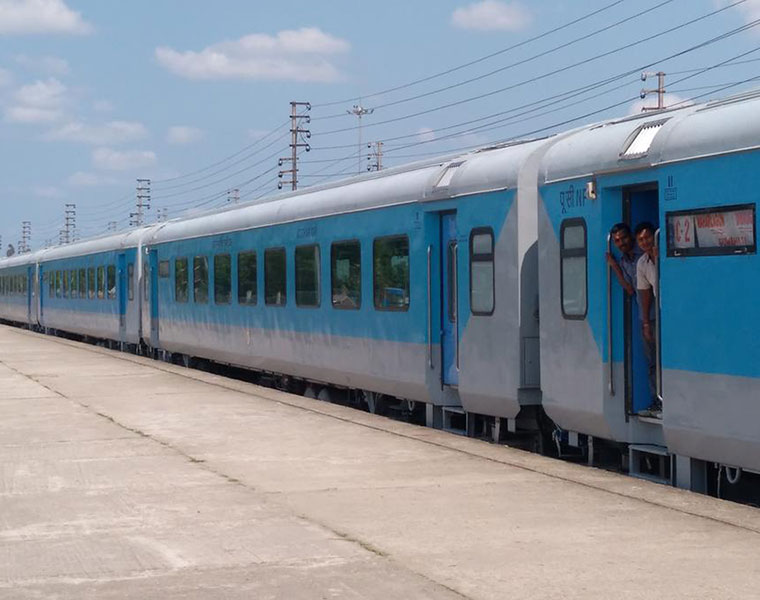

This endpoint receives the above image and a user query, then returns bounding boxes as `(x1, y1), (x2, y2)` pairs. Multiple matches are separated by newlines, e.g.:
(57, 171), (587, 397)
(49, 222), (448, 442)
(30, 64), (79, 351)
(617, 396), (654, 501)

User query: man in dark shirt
(606, 223), (640, 294)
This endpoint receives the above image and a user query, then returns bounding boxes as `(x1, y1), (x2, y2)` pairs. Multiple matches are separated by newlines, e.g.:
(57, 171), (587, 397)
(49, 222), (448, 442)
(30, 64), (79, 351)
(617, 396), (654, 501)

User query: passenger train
(2, 90), (759, 499)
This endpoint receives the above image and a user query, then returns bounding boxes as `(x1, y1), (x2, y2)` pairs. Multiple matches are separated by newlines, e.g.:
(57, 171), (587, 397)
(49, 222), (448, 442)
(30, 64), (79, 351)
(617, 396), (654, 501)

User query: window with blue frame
(331, 240), (361, 310)
(295, 244), (320, 307)
(214, 254), (231, 305)
(175, 258), (188, 303)
(265, 248), (286, 306)
(194, 256), (209, 304)
(78, 269), (86, 299)
(97, 266), (105, 299)
(373, 235), (410, 311)
(237, 251), (257, 305)
(107, 265), (116, 299)
(88, 267), (95, 299)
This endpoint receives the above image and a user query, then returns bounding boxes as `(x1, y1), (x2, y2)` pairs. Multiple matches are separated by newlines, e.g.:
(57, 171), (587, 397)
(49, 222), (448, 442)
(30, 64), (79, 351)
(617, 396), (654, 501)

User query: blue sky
(1, 0), (759, 251)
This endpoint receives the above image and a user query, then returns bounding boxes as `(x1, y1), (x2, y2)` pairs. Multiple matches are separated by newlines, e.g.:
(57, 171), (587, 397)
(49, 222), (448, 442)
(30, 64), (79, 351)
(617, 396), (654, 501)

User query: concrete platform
(1, 325), (760, 599)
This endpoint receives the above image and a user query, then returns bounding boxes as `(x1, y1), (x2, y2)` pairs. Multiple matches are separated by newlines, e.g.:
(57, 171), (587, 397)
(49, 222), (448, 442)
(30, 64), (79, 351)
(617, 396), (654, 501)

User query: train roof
(147, 137), (552, 244)
(540, 89), (760, 184)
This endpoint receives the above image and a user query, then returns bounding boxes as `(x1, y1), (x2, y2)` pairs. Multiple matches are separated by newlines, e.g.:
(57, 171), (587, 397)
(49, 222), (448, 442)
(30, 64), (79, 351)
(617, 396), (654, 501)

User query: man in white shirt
(635, 222), (661, 416)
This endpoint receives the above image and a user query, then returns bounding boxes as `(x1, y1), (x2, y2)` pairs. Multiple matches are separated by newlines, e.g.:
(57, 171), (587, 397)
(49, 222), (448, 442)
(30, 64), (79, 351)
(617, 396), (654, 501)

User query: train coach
(1, 89), (759, 499)
(538, 91), (760, 491)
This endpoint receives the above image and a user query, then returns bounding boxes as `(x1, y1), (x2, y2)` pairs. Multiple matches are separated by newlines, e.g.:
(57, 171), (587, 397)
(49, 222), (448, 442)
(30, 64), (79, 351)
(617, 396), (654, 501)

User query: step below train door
(441, 212), (459, 387)
(622, 184), (660, 417)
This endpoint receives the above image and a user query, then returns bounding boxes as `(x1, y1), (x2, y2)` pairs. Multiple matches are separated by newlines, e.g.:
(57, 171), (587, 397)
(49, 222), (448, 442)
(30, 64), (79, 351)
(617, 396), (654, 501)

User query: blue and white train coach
(538, 92), (760, 490)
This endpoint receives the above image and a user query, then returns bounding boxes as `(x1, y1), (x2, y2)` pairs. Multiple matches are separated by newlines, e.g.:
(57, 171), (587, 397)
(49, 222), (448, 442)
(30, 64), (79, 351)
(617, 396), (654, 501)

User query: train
(2, 89), (759, 499)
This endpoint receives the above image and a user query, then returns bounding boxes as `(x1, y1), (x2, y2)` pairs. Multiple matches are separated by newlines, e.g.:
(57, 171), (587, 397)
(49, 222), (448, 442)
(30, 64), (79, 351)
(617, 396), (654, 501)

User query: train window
(127, 264), (134, 301)
(78, 269), (86, 299)
(214, 254), (232, 304)
(295, 244), (320, 307)
(373, 235), (410, 311)
(70, 269), (78, 299)
(63, 271), (69, 299)
(560, 219), (587, 319)
(193, 256), (209, 304)
(265, 247), (286, 306)
(158, 260), (170, 278)
(88, 267), (95, 299)
(55, 271), (62, 298)
(666, 204), (756, 257)
(237, 251), (257, 305)
(331, 240), (361, 310)
(107, 265), (116, 300)
(470, 228), (494, 316)
(175, 258), (188, 303)
(97, 266), (105, 299)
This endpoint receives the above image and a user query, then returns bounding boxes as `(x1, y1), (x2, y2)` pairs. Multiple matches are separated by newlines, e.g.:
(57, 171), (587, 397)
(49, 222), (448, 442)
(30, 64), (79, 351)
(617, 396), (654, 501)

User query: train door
(26, 265), (33, 325)
(149, 249), (159, 347)
(441, 212), (459, 386)
(118, 253), (127, 342)
(622, 184), (660, 416)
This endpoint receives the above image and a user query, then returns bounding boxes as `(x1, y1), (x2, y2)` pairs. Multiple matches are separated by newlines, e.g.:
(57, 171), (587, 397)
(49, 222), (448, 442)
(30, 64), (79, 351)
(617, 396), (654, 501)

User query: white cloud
(155, 27), (350, 82)
(15, 54), (69, 74)
(32, 184), (63, 198)
(67, 171), (118, 186)
(627, 93), (692, 115)
(716, 0), (760, 23)
(166, 125), (202, 145)
(0, 67), (13, 86)
(452, 1), (532, 32)
(92, 147), (157, 171)
(4, 77), (66, 122)
(92, 99), (113, 112)
(416, 127), (436, 143)
(0, 0), (92, 35)
(46, 120), (148, 145)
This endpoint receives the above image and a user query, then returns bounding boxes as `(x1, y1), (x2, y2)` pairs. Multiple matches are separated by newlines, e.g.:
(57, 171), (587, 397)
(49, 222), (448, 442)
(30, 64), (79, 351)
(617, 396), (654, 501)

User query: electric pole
(347, 104), (374, 174)
(107, 221), (118, 232)
(156, 207), (169, 222)
(367, 141), (383, 172)
(279, 101), (310, 191)
(131, 179), (151, 227)
(227, 188), (240, 204)
(63, 204), (76, 244)
(641, 71), (666, 111)
(20, 221), (31, 253)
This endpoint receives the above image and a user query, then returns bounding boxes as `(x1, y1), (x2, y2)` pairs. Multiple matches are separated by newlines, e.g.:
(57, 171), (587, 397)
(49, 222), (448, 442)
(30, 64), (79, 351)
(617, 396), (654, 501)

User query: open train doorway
(622, 184), (660, 418)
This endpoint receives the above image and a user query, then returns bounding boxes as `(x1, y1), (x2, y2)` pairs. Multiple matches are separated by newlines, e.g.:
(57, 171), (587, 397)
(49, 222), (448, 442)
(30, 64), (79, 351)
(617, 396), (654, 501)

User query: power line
(310, 0), (753, 139)
(312, 0), (630, 109)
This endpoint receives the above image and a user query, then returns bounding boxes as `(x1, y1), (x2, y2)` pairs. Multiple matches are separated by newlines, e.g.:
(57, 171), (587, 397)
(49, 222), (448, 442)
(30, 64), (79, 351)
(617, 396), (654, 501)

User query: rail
(427, 245), (433, 369)
(606, 233), (615, 396)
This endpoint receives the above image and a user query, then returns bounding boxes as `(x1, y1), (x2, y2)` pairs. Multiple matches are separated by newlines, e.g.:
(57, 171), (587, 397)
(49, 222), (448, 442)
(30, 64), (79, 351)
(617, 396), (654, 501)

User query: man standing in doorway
(635, 222), (661, 416)
(606, 223), (640, 296)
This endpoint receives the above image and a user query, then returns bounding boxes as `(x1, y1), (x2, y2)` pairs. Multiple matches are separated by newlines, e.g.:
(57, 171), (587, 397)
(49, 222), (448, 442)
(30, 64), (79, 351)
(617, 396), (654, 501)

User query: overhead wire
(309, 0), (753, 139)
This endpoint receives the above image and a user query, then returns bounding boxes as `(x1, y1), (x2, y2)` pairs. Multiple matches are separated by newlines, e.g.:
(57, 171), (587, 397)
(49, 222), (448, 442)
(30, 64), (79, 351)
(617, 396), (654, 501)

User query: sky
(1, 0), (760, 252)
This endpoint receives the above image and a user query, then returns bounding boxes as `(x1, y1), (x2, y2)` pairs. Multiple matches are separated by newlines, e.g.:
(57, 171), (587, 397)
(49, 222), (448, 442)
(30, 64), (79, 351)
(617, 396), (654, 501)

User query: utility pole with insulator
(156, 207), (169, 222)
(131, 178), (151, 227)
(367, 141), (383, 172)
(641, 71), (666, 111)
(20, 221), (31, 253)
(63, 204), (76, 244)
(107, 221), (118, 232)
(347, 104), (374, 174)
(227, 188), (240, 204)
(278, 101), (310, 191)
